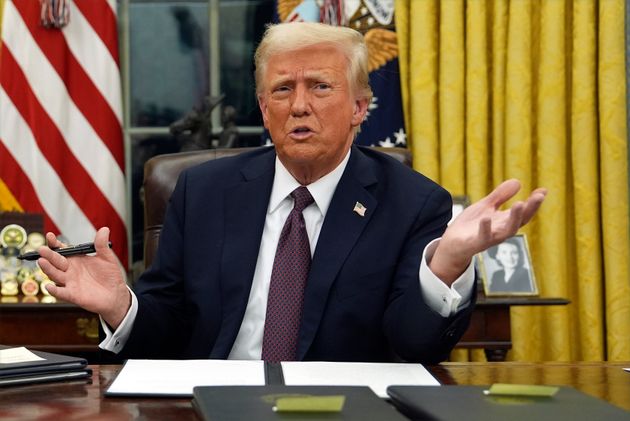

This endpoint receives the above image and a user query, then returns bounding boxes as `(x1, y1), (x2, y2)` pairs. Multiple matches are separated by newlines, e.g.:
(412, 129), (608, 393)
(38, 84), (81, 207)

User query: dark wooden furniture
(0, 362), (627, 419)
(458, 295), (570, 361)
(0, 295), (100, 361)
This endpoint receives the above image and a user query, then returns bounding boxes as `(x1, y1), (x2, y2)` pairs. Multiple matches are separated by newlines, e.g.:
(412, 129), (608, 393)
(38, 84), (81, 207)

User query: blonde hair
(254, 22), (372, 103)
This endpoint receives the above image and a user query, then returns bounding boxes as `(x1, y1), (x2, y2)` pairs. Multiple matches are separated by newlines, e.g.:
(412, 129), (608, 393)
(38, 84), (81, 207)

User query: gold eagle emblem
(364, 28), (398, 73)
(276, 0), (399, 72)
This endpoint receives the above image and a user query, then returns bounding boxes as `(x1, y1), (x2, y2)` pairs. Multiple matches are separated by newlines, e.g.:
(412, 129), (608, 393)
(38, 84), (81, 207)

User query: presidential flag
(275, 0), (407, 148)
(0, 0), (128, 264)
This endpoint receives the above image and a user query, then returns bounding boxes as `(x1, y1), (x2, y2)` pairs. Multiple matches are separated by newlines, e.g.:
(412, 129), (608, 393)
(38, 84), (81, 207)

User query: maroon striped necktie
(262, 186), (314, 362)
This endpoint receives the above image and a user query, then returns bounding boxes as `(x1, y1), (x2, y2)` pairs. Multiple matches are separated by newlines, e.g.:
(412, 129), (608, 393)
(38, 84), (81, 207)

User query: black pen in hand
(17, 242), (112, 261)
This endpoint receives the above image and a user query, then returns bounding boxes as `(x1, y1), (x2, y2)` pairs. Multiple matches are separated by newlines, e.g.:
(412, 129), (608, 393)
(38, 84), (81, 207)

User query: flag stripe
(0, 141), (57, 233)
(71, 0), (120, 66)
(3, 1), (126, 221)
(62, 3), (123, 123)
(0, 46), (126, 244)
(0, 88), (93, 240)
(0, 0), (128, 263)
(13, 0), (123, 167)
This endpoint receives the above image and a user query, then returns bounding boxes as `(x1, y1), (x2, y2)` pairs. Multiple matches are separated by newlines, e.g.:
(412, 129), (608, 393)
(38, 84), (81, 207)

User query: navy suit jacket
(123, 146), (474, 363)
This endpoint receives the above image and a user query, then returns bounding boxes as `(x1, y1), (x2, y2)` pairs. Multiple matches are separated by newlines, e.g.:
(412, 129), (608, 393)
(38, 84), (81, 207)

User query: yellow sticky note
(274, 395), (345, 412)
(484, 383), (559, 397)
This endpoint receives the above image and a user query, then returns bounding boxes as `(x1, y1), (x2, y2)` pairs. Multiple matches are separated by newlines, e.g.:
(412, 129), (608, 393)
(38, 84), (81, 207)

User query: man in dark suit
(39, 22), (546, 363)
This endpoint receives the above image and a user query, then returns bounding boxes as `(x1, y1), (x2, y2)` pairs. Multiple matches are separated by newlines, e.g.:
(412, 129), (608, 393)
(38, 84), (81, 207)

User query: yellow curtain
(396, 0), (630, 361)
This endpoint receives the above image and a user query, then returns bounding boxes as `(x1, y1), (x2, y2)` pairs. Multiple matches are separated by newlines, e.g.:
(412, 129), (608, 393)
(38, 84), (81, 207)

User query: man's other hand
(430, 179), (547, 285)
(38, 227), (131, 329)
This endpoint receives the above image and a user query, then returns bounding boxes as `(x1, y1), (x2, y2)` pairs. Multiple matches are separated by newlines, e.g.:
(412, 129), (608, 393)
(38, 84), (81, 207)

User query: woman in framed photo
(486, 237), (534, 294)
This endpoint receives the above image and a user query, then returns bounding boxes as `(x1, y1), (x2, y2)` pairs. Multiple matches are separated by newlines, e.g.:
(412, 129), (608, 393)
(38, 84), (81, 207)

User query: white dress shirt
(100, 150), (475, 356)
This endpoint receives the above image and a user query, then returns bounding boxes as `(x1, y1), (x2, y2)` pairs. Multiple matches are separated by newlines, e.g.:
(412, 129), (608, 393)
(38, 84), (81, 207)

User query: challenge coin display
(0, 223), (51, 299)
(1, 224), (28, 249)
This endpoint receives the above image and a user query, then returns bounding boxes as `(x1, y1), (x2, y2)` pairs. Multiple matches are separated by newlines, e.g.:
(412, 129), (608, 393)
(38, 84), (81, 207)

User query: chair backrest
(142, 146), (412, 267)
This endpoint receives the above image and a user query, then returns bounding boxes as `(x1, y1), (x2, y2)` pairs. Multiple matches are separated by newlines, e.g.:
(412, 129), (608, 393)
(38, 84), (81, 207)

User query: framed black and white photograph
(479, 234), (538, 296)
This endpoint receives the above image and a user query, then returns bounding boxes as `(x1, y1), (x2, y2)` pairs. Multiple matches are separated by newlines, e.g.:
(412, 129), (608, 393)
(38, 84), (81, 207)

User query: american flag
(0, 0), (127, 264)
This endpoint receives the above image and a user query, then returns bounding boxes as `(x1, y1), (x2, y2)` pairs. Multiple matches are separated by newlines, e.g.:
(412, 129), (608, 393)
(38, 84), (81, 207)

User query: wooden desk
(0, 362), (627, 419)
(433, 362), (630, 411)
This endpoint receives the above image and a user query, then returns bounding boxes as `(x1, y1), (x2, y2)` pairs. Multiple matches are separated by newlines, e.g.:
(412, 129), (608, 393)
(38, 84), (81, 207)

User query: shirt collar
(268, 149), (351, 216)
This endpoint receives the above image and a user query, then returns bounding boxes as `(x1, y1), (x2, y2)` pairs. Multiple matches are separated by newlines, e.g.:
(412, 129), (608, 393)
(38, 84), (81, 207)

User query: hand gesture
(430, 179), (547, 284)
(38, 227), (131, 329)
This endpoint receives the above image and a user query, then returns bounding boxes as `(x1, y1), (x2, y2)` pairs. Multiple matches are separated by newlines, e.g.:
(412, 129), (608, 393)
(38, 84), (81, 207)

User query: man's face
(258, 43), (369, 184)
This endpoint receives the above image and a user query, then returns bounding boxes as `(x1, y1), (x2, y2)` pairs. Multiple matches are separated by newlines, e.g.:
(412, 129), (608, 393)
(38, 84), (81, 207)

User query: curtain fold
(572, 0), (604, 361)
(599, 0), (630, 360)
(396, 0), (630, 361)
(439, 1), (465, 194)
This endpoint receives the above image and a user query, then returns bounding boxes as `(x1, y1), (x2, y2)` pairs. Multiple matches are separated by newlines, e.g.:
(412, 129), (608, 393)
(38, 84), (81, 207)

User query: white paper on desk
(0, 347), (45, 364)
(281, 361), (440, 398)
(106, 359), (265, 396)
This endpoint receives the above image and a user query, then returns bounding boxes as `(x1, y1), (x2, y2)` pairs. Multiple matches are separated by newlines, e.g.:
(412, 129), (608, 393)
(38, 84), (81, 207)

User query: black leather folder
(0, 345), (91, 387)
(192, 385), (408, 421)
(386, 385), (630, 421)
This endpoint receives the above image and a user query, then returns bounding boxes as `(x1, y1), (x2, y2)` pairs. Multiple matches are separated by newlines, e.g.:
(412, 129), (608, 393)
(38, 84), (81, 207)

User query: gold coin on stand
(1, 275), (19, 296)
(40, 279), (55, 296)
(27, 232), (46, 249)
(41, 295), (57, 304)
(16, 267), (33, 283)
(0, 224), (27, 249)
(21, 277), (40, 296)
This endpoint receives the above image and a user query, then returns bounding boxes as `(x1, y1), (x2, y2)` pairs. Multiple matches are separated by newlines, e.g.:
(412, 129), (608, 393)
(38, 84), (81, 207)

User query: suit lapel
(210, 149), (275, 358)
(297, 147), (378, 359)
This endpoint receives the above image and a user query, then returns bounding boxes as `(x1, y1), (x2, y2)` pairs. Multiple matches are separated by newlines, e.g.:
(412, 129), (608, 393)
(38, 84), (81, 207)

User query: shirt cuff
(98, 286), (138, 354)
(419, 238), (475, 317)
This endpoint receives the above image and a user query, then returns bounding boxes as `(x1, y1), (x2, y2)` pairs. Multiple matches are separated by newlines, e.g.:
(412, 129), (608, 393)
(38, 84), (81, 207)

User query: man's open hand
(430, 179), (547, 284)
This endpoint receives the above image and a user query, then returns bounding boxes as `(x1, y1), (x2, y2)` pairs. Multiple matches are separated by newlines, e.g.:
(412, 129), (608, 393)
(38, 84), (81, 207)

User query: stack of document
(105, 359), (438, 397)
(0, 346), (92, 387)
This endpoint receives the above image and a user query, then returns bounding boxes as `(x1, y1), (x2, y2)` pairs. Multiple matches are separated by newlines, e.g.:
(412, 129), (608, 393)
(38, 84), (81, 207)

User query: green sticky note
(485, 383), (559, 397)
(274, 395), (346, 412)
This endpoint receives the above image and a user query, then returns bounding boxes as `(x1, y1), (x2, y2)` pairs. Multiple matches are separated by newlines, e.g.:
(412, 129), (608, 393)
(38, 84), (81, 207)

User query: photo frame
(479, 234), (538, 296)
(449, 195), (470, 225)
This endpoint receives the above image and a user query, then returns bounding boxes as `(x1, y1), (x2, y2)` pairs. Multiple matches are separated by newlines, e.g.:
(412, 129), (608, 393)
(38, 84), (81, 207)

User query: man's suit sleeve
(120, 170), (192, 358)
(383, 186), (476, 363)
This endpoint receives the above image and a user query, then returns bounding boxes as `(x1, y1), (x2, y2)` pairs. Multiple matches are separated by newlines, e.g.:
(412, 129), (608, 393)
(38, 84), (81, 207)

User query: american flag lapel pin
(353, 201), (366, 217)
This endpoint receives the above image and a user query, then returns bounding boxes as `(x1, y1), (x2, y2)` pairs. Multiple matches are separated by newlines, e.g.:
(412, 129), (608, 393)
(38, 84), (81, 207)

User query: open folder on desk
(192, 385), (408, 421)
(105, 360), (439, 398)
(0, 345), (91, 387)
(387, 385), (630, 421)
